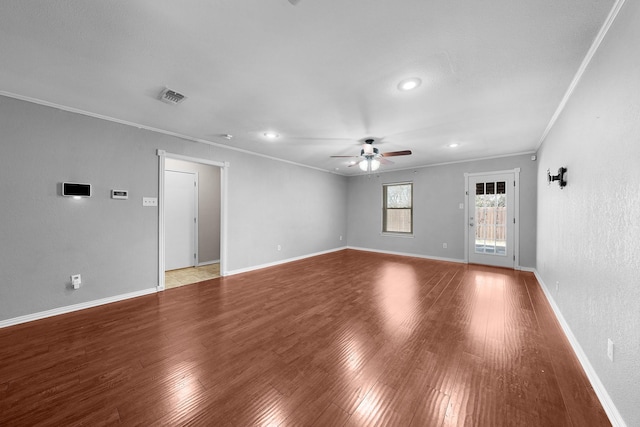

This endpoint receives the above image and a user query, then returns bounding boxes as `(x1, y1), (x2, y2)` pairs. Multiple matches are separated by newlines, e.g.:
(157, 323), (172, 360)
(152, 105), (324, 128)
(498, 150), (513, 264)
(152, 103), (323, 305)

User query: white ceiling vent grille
(159, 88), (186, 105)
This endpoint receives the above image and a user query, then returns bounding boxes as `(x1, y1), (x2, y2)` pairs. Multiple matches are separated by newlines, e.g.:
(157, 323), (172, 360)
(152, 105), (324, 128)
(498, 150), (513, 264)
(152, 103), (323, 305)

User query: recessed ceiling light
(448, 143), (459, 148)
(264, 132), (279, 139)
(398, 77), (422, 91)
(222, 134), (233, 140)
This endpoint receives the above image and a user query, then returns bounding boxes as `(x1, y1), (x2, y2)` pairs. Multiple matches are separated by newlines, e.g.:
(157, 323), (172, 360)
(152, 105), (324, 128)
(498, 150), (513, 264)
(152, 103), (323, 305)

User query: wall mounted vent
(159, 88), (186, 105)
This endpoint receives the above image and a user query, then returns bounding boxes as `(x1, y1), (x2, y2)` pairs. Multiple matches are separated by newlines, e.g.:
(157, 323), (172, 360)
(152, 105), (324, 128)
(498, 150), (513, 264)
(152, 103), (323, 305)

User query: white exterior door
(467, 171), (516, 269)
(165, 170), (197, 271)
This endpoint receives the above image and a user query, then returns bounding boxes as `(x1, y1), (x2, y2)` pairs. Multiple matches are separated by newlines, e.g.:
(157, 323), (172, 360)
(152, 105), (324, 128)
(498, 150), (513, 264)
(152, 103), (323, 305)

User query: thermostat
(111, 190), (129, 200)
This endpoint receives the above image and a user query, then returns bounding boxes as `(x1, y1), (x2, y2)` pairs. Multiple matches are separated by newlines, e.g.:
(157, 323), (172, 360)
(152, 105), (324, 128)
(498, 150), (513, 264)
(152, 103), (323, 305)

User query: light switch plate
(142, 197), (158, 207)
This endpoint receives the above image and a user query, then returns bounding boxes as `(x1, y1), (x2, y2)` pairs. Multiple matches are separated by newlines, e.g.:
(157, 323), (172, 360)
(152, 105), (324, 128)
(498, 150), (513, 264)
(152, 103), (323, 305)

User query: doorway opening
(157, 150), (228, 290)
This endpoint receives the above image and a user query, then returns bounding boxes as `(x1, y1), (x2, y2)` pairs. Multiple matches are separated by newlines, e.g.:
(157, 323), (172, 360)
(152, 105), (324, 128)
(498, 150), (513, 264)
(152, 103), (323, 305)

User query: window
(383, 182), (413, 234)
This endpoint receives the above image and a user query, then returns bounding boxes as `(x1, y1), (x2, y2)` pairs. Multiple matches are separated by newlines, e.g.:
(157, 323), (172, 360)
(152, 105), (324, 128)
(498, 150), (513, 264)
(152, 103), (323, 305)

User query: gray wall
(0, 95), (348, 321)
(536, 1), (640, 425)
(346, 154), (537, 268)
(165, 158), (221, 263)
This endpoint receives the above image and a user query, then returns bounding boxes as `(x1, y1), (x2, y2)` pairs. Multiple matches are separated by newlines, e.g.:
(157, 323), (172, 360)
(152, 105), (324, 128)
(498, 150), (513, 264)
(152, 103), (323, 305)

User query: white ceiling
(0, 0), (614, 175)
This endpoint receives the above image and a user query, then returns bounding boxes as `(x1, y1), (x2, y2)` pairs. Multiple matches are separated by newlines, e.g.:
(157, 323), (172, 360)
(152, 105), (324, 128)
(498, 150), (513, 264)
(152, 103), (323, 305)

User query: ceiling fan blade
(330, 155), (361, 158)
(381, 150), (412, 157)
(348, 161), (362, 167)
(379, 157), (394, 165)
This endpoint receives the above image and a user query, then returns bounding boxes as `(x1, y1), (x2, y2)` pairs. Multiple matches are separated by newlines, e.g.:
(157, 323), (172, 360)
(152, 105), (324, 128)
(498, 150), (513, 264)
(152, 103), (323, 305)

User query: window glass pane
(474, 181), (507, 256)
(385, 209), (412, 233)
(476, 183), (484, 195)
(386, 184), (412, 208)
(486, 182), (495, 194)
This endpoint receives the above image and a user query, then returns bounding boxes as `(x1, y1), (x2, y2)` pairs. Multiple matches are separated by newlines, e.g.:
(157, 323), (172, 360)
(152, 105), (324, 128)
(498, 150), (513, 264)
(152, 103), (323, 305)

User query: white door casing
(157, 149), (229, 291)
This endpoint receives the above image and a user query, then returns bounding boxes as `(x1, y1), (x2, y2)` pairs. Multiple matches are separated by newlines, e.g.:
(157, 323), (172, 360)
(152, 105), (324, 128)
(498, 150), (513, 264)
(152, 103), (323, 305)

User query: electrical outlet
(339, 235), (343, 241)
(71, 274), (82, 289)
(277, 245), (281, 251)
(607, 339), (614, 362)
(459, 203), (464, 209)
(443, 243), (448, 249)
(555, 281), (559, 292)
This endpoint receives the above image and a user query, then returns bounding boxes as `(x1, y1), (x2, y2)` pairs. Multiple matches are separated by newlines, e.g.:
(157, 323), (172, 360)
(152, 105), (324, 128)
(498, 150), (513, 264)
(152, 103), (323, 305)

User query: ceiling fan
(331, 138), (412, 172)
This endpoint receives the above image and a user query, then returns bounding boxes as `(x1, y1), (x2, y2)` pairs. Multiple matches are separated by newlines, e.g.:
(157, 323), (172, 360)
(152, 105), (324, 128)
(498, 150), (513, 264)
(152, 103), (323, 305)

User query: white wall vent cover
(159, 88), (187, 105)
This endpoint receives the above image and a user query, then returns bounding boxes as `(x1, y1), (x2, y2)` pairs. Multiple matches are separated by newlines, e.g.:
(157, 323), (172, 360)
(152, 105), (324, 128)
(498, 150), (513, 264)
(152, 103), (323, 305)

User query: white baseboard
(347, 246), (465, 264)
(0, 288), (157, 329)
(225, 246), (348, 276)
(533, 270), (627, 427)
(198, 259), (220, 267)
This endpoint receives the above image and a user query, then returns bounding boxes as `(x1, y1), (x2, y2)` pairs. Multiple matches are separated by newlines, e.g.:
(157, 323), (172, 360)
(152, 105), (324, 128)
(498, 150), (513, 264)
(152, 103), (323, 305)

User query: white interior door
(467, 172), (515, 268)
(165, 170), (197, 271)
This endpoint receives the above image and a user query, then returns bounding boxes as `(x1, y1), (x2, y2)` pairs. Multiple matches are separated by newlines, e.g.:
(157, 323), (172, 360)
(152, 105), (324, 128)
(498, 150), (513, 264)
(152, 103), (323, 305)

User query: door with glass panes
(467, 172), (515, 268)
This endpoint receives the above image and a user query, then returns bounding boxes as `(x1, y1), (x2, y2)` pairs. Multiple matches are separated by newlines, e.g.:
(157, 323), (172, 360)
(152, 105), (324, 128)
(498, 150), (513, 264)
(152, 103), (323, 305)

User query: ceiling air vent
(159, 88), (186, 105)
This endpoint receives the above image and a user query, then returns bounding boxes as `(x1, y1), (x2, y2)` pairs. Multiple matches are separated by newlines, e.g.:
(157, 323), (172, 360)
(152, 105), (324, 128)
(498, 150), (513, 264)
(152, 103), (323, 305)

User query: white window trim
(382, 181), (414, 236)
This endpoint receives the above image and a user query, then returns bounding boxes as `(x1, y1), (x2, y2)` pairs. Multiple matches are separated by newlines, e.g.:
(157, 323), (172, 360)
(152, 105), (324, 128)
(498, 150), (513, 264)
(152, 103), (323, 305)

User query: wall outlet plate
(607, 339), (614, 361)
(71, 274), (82, 289)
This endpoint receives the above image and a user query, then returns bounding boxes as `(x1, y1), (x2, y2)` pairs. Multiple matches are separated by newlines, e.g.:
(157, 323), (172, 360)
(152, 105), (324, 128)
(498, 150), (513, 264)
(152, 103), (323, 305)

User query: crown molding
(536, 0), (627, 149)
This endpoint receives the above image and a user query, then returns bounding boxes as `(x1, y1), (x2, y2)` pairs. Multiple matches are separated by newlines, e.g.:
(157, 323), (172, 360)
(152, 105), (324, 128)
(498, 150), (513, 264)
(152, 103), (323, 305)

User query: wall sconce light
(547, 167), (567, 189)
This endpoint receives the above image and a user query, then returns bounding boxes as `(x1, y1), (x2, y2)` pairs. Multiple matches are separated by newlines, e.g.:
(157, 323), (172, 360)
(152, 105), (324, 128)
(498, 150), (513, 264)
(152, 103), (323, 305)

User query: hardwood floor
(0, 250), (610, 426)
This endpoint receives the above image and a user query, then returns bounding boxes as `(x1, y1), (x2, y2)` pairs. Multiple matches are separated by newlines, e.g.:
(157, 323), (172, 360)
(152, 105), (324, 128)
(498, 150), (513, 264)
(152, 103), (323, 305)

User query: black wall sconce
(547, 167), (567, 189)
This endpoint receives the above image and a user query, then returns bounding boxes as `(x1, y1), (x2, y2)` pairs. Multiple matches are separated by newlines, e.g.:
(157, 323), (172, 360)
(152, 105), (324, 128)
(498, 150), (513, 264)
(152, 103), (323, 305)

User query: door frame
(464, 168), (520, 269)
(164, 169), (199, 270)
(157, 149), (229, 291)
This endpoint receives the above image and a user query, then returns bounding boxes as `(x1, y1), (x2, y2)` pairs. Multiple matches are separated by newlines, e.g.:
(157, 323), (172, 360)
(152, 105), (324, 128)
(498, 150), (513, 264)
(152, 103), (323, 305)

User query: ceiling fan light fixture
(358, 158), (381, 172)
(398, 77), (422, 91)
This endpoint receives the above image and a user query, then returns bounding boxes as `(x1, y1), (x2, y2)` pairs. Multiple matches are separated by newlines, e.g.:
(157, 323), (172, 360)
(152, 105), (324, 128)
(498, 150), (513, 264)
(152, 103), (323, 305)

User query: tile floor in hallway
(164, 263), (220, 289)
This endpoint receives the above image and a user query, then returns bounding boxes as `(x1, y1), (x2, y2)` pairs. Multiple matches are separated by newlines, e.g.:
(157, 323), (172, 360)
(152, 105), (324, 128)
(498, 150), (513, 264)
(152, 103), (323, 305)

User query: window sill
(381, 232), (414, 239)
